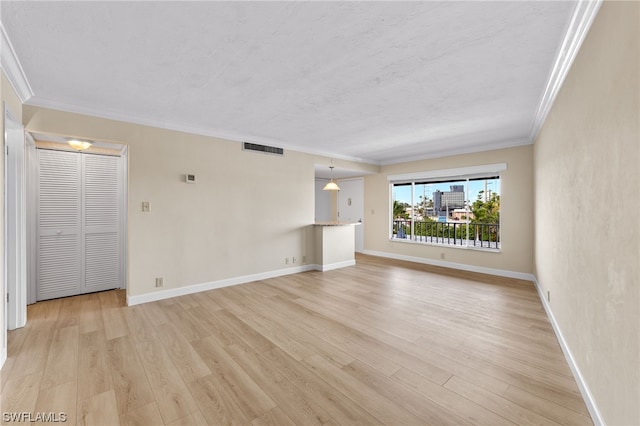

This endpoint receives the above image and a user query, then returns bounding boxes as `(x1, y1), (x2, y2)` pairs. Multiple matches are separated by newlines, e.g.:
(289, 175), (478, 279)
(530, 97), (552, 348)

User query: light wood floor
(1, 254), (592, 425)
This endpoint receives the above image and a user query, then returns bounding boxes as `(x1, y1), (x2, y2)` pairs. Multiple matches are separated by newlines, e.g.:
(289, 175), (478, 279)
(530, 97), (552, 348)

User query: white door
(37, 150), (122, 301)
(82, 154), (121, 294)
(337, 178), (364, 252)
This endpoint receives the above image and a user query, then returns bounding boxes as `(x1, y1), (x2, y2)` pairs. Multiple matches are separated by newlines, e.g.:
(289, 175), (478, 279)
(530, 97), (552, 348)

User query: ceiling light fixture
(68, 139), (93, 151)
(323, 166), (340, 191)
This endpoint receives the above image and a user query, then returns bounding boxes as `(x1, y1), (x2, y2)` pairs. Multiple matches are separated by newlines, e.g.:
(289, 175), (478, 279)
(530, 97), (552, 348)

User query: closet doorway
(34, 138), (126, 301)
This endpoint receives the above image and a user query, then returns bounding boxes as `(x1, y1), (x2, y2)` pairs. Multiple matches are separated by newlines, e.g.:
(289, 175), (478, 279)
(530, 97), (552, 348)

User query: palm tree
(393, 200), (409, 219)
(471, 192), (500, 241)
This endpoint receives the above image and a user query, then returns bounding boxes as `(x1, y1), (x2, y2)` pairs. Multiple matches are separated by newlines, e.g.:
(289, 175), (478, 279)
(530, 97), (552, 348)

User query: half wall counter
(313, 222), (360, 271)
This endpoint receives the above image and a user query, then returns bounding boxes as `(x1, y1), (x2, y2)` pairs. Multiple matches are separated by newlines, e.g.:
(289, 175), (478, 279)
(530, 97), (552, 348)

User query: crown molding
(529, 0), (603, 143)
(379, 135), (531, 166)
(25, 95), (378, 165)
(0, 23), (33, 102)
(28, 93), (534, 167)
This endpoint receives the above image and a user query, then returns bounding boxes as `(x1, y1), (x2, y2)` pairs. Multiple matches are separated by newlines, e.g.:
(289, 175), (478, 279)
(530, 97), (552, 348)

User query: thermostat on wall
(185, 174), (196, 184)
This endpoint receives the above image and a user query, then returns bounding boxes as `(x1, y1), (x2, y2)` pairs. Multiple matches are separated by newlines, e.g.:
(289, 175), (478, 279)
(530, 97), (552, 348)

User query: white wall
(533, 2), (639, 424)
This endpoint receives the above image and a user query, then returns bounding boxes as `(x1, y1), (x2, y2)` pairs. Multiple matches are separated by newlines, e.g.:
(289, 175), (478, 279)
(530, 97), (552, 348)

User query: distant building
(434, 185), (466, 216)
(451, 209), (473, 220)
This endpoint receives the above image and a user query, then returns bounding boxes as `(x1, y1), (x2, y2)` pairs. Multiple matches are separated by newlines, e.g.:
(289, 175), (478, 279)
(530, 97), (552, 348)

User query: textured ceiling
(1, 1), (576, 164)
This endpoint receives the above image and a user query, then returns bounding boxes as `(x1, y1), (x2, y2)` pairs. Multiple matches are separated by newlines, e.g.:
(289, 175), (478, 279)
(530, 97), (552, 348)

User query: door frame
(119, 146), (128, 292)
(32, 144), (128, 301)
(4, 104), (27, 333)
(25, 133), (36, 304)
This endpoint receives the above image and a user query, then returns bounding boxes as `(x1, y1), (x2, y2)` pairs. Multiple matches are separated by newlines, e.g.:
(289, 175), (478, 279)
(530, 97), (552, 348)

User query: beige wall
(1, 70), (24, 361)
(22, 105), (375, 298)
(364, 145), (534, 275)
(534, 2), (639, 424)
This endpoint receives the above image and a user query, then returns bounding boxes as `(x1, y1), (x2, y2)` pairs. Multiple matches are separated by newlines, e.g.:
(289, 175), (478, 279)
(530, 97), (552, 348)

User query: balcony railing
(392, 220), (500, 250)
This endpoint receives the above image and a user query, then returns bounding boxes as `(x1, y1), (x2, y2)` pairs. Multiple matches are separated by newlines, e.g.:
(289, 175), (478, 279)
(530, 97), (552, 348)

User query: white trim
(4, 106), (27, 329)
(26, 95), (535, 168)
(360, 249), (534, 281)
(316, 260), (356, 272)
(119, 147), (128, 291)
(531, 276), (603, 426)
(24, 96), (375, 165)
(529, 0), (603, 142)
(1, 102), (5, 369)
(379, 136), (530, 166)
(25, 134), (36, 305)
(126, 259), (359, 306)
(127, 265), (316, 306)
(0, 24), (33, 102)
(388, 163), (507, 183)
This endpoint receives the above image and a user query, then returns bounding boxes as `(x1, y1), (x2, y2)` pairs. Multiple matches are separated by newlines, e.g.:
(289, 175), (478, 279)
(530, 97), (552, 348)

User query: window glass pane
(469, 177), (500, 223)
(391, 184), (411, 239)
(390, 175), (501, 249)
(424, 180), (466, 220)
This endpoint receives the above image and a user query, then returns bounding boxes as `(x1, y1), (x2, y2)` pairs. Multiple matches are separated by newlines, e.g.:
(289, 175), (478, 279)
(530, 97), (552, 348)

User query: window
(389, 164), (504, 250)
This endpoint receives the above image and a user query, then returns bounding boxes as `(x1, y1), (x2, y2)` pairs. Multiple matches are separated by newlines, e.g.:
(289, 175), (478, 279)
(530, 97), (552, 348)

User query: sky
(393, 178), (500, 206)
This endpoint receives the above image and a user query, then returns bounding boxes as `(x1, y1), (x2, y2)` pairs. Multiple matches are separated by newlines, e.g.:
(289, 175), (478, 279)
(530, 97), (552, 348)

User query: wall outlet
(547, 290), (550, 303)
(142, 201), (150, 212)
(292, 257), (297, 264)
(285, 258), (289, 265)
(155, 277), (164, 288)
(440, 252), (446, 260)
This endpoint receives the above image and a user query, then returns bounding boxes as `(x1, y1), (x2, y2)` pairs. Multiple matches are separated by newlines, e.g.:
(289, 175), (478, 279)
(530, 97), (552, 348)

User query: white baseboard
(532, 276), (603, 426)
(0, 348), (6, 369)
(317, 260), (356, 272)
(360, 249), (535, 281)
(127, 264), (316, 306)
(126, 260), (358, 306)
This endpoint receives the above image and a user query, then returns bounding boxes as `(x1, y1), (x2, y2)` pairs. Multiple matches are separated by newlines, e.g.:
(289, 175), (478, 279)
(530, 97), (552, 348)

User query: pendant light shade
(323, 181), (340, 191)
(323, 166), (340, 191)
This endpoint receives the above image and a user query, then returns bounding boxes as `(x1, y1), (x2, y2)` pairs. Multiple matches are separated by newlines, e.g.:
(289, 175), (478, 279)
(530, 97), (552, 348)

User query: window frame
(388, 163), (506, 252)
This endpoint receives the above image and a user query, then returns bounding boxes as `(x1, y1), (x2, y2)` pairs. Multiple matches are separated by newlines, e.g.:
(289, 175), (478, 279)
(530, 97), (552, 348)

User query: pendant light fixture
(67, 139), (93, 151)
(323, 166), (340, 191)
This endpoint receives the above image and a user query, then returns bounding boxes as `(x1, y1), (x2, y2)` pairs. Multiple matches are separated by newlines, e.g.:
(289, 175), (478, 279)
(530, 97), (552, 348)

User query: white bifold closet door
(37, 149), (122, 301)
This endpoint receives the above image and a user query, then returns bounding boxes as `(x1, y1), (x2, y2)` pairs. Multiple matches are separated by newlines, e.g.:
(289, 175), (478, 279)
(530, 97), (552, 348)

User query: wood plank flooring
(1, 254), (593, 425)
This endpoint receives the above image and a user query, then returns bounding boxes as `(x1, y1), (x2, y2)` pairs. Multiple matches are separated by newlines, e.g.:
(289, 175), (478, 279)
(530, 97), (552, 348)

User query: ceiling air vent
(242, 142), (284, 156)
